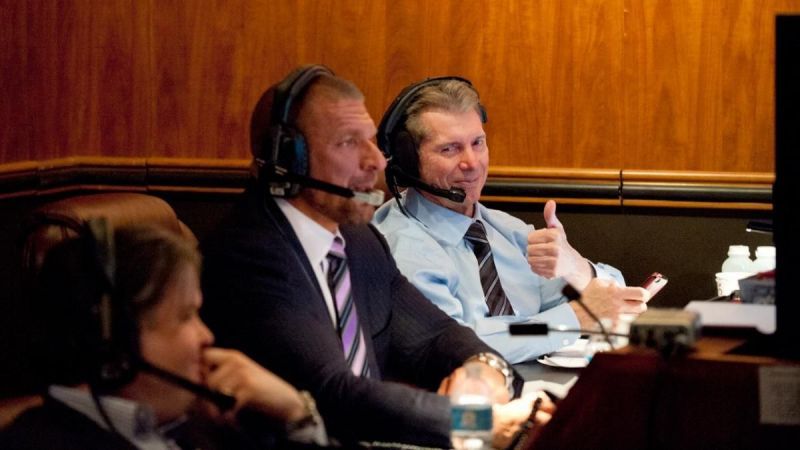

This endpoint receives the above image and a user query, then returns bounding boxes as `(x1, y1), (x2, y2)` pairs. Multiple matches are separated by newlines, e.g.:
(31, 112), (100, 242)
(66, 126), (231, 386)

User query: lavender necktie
(326, 237), (370, 377)
(465, 221), (515, 316)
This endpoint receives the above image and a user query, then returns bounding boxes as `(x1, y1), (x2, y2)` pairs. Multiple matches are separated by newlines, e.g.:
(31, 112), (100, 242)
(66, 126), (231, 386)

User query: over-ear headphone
(84, 217), (140, 392)
(33, 218), (139, 391)
(35, 221), (236, 408)
(377, 76), (487, 192)
(253, 64), (335, 197)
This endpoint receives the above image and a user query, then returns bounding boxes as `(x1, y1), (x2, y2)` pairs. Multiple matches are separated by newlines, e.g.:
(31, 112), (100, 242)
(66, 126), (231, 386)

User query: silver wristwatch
(285, 390), (320, 433)
(466, 352), (514, 397)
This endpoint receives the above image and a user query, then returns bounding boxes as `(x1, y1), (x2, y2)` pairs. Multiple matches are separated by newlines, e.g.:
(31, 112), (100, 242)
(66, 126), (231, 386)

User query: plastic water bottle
(752, 246), (776, 272)
(450, 362), (493, 450)
(721, 245), (755, 273)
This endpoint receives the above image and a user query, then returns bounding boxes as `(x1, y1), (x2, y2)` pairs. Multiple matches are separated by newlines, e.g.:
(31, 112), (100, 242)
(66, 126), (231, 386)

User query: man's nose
(459, 147), (479, 170)
(198, 318), (215, 346)
(363, 140), (387, 171)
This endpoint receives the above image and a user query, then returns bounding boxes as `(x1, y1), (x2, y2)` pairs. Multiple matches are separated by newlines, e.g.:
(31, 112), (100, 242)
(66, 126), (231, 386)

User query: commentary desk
(519, 337), (800, 450)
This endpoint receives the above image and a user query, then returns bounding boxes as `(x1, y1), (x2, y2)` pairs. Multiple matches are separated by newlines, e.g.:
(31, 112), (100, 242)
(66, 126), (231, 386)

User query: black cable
(139, 361), (236, 411)
(89, 384), (121, 437)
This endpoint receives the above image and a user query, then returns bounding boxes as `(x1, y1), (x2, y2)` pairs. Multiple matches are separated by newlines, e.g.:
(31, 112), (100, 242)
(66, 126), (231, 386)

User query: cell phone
(641, 272), (668, 297)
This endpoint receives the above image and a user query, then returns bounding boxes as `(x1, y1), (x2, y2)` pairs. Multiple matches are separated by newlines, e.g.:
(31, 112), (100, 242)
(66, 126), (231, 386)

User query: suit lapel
(258, 193), (327, 306)
(340, 225), (367, 322)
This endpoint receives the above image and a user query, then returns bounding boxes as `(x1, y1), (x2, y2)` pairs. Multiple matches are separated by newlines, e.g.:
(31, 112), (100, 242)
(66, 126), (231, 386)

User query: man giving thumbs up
(373, 77), (645, 363)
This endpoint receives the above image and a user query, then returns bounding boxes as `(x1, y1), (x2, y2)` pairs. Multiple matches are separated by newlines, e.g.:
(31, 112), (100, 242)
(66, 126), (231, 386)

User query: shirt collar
(48, 385), (164, 443)
(402, 188), (486, 246)
(275, 198), (343, 265)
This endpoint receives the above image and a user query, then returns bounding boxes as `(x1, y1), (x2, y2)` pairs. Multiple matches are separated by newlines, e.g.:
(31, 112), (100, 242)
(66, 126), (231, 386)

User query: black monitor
(774, 15), (800, 359)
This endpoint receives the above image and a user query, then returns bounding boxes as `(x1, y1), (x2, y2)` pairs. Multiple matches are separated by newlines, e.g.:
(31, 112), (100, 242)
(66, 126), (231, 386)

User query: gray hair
(404, 79), (482, 144)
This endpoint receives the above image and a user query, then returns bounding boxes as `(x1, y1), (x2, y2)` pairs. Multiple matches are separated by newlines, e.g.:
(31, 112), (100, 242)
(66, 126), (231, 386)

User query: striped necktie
(465, 221), (515, 316)
(326, 237), (370, 377)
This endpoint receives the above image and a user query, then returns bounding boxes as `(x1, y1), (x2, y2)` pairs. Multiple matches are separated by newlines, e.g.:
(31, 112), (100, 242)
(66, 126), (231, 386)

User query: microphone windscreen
(352, 189), (385, 206)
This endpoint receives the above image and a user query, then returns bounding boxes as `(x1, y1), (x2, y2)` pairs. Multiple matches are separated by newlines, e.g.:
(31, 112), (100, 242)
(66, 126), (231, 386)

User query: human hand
(570, 278), (651, 329)
(492, 392), (555, 450)
(438, 361), (510, 404)
(202, 347), (307, 423)
(527, 200), (593, 288)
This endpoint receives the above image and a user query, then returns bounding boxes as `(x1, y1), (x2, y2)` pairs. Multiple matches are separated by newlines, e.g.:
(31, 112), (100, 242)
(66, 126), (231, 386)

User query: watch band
(285, 390), (320, 434)
(466, 352), (514, 398)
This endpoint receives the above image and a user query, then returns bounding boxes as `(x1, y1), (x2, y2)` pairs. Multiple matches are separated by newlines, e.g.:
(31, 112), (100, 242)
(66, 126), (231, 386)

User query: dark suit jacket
(0, 397), (137, 450)
(201, 184), (515, 447)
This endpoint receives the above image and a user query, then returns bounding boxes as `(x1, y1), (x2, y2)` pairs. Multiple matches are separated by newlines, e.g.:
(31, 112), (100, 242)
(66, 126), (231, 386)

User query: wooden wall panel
(150, 1), (386, 159)
(0, 0), (153, 160)
(0, 0), (32, 163)
(562, 0), (625, 168)
(152, 0), (251, 159)
(384, 0), (626, 168)
(1, 0), (799, 174)
(622, 0), (783, 172)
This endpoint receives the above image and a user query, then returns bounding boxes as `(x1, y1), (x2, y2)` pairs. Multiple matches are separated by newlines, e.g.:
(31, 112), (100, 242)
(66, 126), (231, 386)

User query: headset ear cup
(291, 133), (309, 176)
(393, 130), (420, 181)
(84, 218), (139, 392)
(277, 127), (309, 176)
(271, 126), (308, 197)
(99, 287), (139, 391)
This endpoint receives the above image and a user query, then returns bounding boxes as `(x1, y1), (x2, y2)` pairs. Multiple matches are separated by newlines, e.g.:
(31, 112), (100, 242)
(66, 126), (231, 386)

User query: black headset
(36, 218), (236, 412)
(83, 217), (140, 392)
(253, 64), (335, 197)
(377, 76), (487, 198)
(32, 218), (137, 393)
(29, 217), (140, 435)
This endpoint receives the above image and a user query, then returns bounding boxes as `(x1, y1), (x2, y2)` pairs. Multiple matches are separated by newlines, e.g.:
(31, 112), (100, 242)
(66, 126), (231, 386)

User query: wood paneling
(149, 1), (387, 159)
(1, 0), (153, 160)
(621, 0), (786, 172)
(1, 1), (31, 162)
(2, 1), (798, 174)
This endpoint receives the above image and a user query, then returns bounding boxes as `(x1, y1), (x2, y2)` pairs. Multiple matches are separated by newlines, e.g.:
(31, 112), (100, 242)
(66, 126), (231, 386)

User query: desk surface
(515, 336), (754, 384)
(513, 359), (581, 384)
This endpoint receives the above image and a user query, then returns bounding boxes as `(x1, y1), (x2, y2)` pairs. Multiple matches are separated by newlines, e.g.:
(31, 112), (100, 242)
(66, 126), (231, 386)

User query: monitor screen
(774, 15), (800, 359)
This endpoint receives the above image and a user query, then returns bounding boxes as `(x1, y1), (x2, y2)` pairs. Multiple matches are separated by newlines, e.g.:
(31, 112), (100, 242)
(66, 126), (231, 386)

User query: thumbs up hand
(527, 200), (594, 288)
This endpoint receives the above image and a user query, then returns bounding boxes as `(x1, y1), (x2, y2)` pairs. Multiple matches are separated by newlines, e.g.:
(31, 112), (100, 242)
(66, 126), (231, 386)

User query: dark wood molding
(483, 177), (620, 199)
(0, 158), (774, 210)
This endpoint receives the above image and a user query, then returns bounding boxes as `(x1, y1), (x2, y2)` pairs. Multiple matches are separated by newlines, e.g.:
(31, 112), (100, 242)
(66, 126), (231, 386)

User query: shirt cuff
(285, 390), (329, 446)
(589, 261), (615, 282)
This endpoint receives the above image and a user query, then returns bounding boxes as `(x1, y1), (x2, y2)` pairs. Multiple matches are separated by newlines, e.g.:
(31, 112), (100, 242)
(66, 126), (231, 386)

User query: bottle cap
(755, 246), (776, 257)
(728, 245), (750, 257)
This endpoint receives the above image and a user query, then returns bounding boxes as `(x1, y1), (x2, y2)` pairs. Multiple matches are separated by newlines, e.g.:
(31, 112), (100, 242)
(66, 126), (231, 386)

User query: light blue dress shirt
(372, 189), (625, 363)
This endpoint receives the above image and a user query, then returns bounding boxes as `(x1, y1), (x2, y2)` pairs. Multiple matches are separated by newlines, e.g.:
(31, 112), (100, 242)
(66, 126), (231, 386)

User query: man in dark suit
(201, 66), (544, 448)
